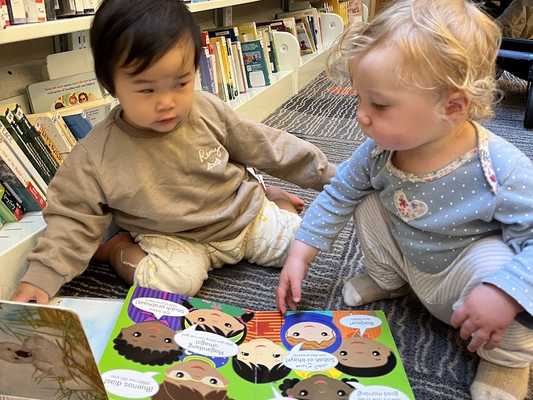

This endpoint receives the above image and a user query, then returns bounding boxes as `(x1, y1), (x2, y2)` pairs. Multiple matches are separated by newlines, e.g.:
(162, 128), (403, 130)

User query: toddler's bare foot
(92, 232), (133, 264)
(265, 186), (305, 214)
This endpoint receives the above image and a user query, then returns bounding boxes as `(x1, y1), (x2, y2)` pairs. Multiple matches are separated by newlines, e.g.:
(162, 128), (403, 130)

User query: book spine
(81, 0), (94, 13)
(0, 152), (43, 211)
(44, 0), (56, 19)
(235, 41), (249, 92)
(6, 0), (27, 24)
(73, 0), (83, 14)
(1, 113), (53, 184)
(0, 120), (48, 199)
(0, 183), (23, 222)
(13, 106), (59, 176)
(198, 47), (217, 95)
(0, 0), (11, 27)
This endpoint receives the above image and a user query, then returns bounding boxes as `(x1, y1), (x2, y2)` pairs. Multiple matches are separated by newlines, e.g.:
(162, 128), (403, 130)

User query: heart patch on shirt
(393, 190), (428, 222)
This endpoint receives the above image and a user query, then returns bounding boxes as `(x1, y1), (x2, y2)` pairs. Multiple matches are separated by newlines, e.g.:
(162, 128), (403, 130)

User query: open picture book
(0, 299), (107, 400)
(98, 286), (415, 399)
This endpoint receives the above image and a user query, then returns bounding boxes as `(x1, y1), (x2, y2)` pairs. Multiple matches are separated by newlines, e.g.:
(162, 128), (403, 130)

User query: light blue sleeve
(483, 155), (533, 318)
(295, 139), (377, 251)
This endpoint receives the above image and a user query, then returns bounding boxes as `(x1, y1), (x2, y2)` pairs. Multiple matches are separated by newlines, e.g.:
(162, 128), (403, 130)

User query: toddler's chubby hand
(276, 241), (318, 314)
(11, 282), (50, 304)
(451, 283), (523, 352)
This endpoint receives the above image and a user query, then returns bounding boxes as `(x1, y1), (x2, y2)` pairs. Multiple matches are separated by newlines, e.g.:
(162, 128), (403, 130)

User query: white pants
(355, 194), (533, 368)
(131, 198), (301, 296)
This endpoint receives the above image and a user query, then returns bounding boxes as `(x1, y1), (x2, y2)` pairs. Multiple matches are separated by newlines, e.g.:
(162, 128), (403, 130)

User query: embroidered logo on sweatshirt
(198, 145), (224, 171)
(393, 190), (428, 222)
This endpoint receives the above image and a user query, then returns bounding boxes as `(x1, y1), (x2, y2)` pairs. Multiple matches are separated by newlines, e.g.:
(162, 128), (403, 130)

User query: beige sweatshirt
(22, 92), (336, 297)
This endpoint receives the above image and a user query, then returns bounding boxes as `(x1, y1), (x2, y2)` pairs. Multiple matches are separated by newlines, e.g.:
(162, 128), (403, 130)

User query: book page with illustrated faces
(98, 286), (414, 400)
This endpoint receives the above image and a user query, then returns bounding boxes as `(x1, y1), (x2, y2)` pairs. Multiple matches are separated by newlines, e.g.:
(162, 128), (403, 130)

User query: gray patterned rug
(59, 72), (532, 399)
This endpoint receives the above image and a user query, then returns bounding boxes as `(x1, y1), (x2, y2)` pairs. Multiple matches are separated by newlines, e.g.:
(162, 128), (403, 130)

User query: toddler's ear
(443, 91), (469, 121)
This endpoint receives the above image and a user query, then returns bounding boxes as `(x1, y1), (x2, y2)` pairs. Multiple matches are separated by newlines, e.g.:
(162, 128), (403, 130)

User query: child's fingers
(289, 276), (302, 305)
(459, 319), (477, 341)
(485, 329), (504, 350)
(11, 289), (33, 303)
(467, 330), (489, 352)
(276, 276), (290, 313)
(450, 306), (467, 329)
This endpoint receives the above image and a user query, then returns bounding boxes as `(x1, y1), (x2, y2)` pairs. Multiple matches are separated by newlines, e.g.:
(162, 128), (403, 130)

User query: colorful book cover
(27, 71), (103, 114)
(98, 286), (414, 400)
(0, 182), (22, 222)
(0, 299), (107, 399)
(241, 40), (271, 88)
(62, 112), (93, 140)
(0, 157), (42, 212)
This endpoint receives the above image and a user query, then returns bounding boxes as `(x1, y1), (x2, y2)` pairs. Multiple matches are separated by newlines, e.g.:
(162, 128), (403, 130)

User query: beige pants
(355, 194), (533, 368)
(131, 198), (301, 296)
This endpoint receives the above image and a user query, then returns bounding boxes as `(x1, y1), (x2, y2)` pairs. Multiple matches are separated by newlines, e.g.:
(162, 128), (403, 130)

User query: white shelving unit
(0, 0), (262, 45)
(0, 10), (343, 299)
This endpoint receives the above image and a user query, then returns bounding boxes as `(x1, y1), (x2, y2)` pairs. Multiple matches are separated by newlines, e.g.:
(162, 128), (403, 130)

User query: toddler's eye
(138, 89), (154, 94)
(372, 103), (388, 110)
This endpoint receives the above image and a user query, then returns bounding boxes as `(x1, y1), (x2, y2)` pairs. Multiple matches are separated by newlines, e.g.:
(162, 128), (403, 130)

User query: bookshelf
(0, 0), (264, 45)
(0, 9), (343, 299)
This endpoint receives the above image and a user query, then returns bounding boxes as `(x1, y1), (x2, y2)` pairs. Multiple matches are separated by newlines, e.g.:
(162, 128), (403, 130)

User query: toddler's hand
(450, 283), (523, 352)
(11, 282), (50, 304)
(276, 241), (318, 314)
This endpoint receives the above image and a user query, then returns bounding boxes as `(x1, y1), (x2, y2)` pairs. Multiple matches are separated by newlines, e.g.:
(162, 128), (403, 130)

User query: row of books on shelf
(0, 0), (103, 27)
(0, 95), (115, 226)
(197, 8), (324, 101)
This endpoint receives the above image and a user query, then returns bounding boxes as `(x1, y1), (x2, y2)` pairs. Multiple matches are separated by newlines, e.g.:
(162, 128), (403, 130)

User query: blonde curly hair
(328, 0), (502, 120)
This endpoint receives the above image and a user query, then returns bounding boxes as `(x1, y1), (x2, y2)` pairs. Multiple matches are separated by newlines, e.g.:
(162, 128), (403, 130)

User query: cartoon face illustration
(334, 336), (397, 377)
(68, 94), (78, 105)
(281, 312), (342, 353)
(0, 341), (33, 363)
(113, 320), (182, 365)
(285, 322), (337, 350)
(279, 375), (358, 399)
(78, 92), (89, 103)
(237, 339), (286, 369)
(153, 359), (229, 400)
(183, 308), (254, 344)
(232, 339), (291, 383)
